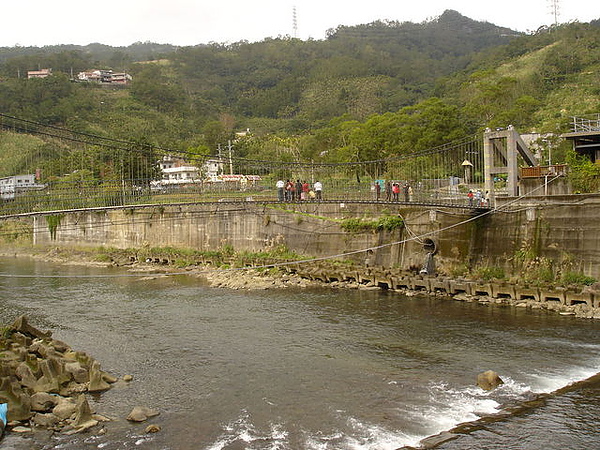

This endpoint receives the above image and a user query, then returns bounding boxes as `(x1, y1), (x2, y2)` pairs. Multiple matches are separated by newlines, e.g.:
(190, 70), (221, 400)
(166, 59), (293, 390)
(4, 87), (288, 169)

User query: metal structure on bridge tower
(483, 126), (538, 200)
(562, 115), (600, 163)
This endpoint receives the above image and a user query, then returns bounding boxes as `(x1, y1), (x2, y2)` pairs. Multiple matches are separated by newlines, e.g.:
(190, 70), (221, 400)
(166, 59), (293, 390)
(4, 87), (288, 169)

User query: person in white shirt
(313, 181), (323, 200)
(276, 180), (285, 201)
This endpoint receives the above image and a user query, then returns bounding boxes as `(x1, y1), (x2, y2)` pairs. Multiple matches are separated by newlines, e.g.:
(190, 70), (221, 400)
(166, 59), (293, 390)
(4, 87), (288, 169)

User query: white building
(77, 69), (132, 84)
(0, 174), (45, 200)
(151, 164), (201, 190)
(202, 159), (224, 181)
(162, 166), (200, 183)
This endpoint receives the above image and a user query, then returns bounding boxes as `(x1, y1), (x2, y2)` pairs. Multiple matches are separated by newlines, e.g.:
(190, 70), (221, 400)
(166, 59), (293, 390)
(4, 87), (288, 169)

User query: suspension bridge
(0, 113), (536, 218)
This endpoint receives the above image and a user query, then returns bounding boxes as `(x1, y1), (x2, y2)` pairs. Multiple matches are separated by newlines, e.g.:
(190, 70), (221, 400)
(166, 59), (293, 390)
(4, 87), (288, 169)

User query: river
(0, 256), (599, 449)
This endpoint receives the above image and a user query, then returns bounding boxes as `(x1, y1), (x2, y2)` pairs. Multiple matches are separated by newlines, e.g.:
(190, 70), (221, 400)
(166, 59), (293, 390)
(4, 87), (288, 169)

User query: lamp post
(461, 159), (473, 184)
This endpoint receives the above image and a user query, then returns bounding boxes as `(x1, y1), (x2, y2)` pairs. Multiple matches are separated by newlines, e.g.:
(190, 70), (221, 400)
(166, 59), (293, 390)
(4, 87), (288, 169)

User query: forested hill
(0, 42), (178, 70)
(168, 10), (517, 121)
(0, 10), (599, 170)
(0, 10), (516, 121)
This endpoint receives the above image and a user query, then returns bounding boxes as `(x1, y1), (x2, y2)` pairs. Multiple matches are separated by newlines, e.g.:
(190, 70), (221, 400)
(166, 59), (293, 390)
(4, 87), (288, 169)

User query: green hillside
(0, 12), (599, 179)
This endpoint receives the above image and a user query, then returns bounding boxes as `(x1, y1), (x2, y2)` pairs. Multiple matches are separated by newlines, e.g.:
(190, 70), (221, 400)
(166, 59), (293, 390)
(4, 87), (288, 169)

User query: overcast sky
(3, 0), (599, 47)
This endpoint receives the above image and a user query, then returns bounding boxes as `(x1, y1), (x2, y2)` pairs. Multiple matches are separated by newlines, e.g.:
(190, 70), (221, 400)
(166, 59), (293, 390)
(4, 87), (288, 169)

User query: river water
(0, 257), (599, 450)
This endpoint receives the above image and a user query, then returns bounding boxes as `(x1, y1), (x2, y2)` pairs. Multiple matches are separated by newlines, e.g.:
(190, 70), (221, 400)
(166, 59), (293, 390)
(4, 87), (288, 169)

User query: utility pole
(217, 144), (223, 175)
(292, 6), (298, 39)
(549, 0), (560, 27)
(227, 140), (233, 175)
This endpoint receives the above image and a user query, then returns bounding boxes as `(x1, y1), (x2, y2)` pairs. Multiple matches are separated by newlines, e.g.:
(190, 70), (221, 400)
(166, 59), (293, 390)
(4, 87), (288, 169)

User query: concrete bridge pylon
(483, 125), (538, 199)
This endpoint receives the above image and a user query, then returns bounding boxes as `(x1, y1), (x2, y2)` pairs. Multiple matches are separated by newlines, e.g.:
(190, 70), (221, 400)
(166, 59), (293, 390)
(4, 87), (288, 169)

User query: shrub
(339, 215), (404, 233)
(560, 271), (596, 286)
(474, 265), (505, 280)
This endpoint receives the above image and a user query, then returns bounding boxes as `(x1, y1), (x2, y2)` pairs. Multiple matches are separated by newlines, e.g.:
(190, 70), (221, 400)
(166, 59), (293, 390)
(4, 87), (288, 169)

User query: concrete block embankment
(287, 263), (600, 319)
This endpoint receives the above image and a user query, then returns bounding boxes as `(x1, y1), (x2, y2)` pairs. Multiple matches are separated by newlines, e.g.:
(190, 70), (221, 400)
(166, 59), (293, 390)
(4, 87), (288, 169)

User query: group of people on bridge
(467, 189), (490, 207)
(373, 180), (413, 202)
(276, 179), (323, 202)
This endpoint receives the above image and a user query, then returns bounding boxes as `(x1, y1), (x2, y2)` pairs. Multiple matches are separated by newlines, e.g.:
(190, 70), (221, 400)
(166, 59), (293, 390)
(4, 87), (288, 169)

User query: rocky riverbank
(0, 316), (116, 434)
(0, 316), (162, 440)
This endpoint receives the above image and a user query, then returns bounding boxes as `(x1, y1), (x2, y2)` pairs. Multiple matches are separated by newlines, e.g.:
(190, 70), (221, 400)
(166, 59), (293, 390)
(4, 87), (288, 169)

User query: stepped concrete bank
(282, 263), (600, 318)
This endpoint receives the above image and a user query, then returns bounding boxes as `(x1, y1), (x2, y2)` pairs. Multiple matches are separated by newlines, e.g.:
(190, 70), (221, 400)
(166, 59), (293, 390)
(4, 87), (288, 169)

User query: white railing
(572, 115), (600, 132)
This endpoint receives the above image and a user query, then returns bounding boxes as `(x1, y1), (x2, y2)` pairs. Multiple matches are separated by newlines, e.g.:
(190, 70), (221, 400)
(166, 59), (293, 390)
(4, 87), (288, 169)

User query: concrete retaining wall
(31, 202), (476, 272)
(29, 194), (600, 280)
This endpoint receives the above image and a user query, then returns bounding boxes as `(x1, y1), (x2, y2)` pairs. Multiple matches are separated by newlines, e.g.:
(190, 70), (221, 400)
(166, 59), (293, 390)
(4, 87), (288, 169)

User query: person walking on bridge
(295, 180), (303, 201)
(314, 180), (323, 200)
(276, 179), (285, 201)
(385, 181), (392, 201)
(392, 183), (400, 201)
(402, 183), (410, 202)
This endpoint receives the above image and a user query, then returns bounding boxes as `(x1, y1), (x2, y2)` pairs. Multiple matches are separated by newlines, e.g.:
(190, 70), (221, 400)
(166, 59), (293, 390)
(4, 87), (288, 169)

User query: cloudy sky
(3, 0), (599, 47)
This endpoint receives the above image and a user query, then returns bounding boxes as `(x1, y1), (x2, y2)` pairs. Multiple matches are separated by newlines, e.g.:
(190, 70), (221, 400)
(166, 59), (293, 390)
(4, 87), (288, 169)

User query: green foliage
(0, 131), (47, 177)
(450, 263), (469, 278)
(560, 271), (597, 286)
(376, 215), (405, 231)
(0, 18), (599, 181)
(220, 243), (235, 256)
(566, 149), (600, 193)
(509, 245), (598, 287)
(473, 265), (506, 281)
(93, 253), (113, 263)
(0, 220), (33, 244)
(45, 215), (62, 240)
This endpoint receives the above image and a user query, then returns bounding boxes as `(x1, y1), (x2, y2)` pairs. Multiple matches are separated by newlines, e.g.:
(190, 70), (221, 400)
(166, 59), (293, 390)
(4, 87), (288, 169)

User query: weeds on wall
(339, 215), (404, 233)
(509, 242), (597, 287)
(567, 149), (600, 193)
(45, 215), (62, 240)
(90, 243), (304, 269)
(472, 265), (506, 281)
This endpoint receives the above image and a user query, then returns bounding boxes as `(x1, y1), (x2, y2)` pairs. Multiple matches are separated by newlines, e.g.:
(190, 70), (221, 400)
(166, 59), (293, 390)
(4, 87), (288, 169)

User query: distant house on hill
(150, 156), (201, 190)
(27, 68), (52, 79)
(77, 69), (132, 84)
(158, 155), (187, 171)
(202, 159), (224, 180)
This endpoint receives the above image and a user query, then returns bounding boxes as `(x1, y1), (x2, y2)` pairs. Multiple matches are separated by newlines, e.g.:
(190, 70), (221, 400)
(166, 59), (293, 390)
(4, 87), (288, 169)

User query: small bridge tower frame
(483, 126), (538, 198)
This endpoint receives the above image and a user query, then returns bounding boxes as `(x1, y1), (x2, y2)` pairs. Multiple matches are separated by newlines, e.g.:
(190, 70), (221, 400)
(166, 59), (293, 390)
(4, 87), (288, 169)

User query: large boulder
(71, 394), (97, 430)
(53, 398), (77, 420)
(127, 406), (160, 422)
(31, 412), (60, 428)
(0, 377), (32, 421)
(11, 316), (52, 340)
(30, 392), (58, 412)
(477, 370), (504, 391)
(88, 361), (111, 392)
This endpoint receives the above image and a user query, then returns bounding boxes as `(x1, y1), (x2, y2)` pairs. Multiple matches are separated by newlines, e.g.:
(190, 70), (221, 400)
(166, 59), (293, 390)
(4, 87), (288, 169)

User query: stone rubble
(0, 315), (158, 439)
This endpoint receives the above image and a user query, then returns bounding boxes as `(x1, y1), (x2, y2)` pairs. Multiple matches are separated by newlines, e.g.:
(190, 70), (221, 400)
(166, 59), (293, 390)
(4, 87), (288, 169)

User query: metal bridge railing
(0, 177), (487, 217)
(0, 113), (490, 217)
(572, 115), (600, 133)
